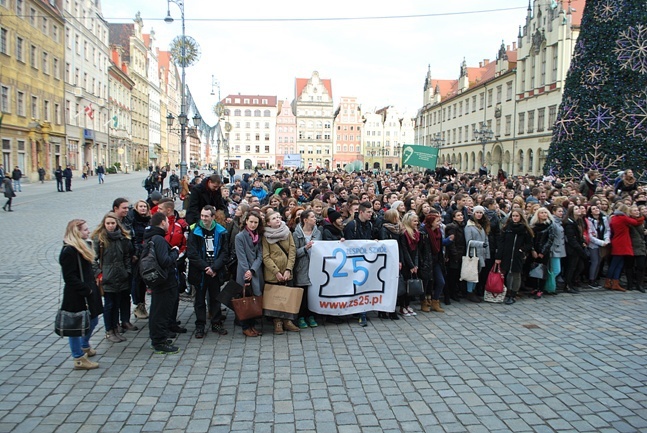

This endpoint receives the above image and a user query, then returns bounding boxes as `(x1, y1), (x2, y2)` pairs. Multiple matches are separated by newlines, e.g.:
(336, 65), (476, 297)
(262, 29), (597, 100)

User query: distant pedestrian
(38, 167), (46, 183)
(0, 164), (4, 193)
(11, 166), (22, 192)
(63, 165), (73, 191)
(54, 166), (64, 192)
(3, 176), (15, 211)
(97, 164), (105, 184)
(59, 219), (104, 370)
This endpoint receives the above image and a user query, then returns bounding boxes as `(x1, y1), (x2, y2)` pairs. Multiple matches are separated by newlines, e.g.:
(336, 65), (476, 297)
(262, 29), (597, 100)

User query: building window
(29, 7), (36, 26)
(54, 103), (61, 124)
(487, 89), (493, 107)
(53, 58), (59, 79)
(254, 109), (260, 117)
(44, 100), (50, 121)
(16, 0), (23, 17)
(548, 105), (557, 129)
(0, 28), (7, 55)
(31, 95), (38, 119)
(15, 36), (23, 62)
(17, 91), (24, 116)
(496, 85), (502, 104)
(530, 55), (536, 89)
(263, 109), (270, 117)
(506, 81), (513, 101)
(264, 146), (270, 153)
(42, 51), (49, 74)
(30, 45), (37, 68)
(42, 16), (48, 34)
(479, 93), (484, 110)
(52, 25), (58, 42)
(551, 46), (558, 83)
(540, 48), (547, 86)
(527, 110), (535, 133)
(0, 85), (9, 113)
(537, 108), (545, 132)
(518, 112), (525, 134)
(521, 60), (526, 92)
(505, 115), (511, 136)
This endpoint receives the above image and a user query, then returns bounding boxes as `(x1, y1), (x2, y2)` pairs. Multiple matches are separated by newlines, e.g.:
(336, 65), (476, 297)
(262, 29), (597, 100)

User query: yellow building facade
(0, 0), (66, 181)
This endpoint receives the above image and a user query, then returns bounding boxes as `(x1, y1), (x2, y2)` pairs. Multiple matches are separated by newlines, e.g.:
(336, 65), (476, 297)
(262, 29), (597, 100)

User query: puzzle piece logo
(318, 248), (387, 298)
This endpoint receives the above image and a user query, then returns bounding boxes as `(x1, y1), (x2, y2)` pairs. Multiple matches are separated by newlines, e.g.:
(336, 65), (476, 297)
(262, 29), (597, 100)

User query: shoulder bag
(460, 241), (480, 282)
(406, 272), (425, 297)
(231, 283), (263, 321)
(54, 254), (91, 337)
(485, 263), (505, 294)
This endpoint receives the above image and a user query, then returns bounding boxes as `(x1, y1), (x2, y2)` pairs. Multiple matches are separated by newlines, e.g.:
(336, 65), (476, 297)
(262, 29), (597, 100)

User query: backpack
(138, 239), (167, 288)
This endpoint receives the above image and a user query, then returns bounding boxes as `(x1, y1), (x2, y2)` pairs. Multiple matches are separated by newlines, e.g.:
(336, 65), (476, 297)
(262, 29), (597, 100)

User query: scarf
(382, 222), (403, 235)
(107, 230), (123, 241)
(264, 221), (291, 244)
(623, 175), (636, 187)
(404, 229), (420, 251)
(429, 227), (442, 254)
(246, 227), (259, 245)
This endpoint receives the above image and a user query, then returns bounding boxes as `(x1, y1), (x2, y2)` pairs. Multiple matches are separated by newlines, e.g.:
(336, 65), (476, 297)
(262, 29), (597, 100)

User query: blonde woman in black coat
(59, 219), (103, 370)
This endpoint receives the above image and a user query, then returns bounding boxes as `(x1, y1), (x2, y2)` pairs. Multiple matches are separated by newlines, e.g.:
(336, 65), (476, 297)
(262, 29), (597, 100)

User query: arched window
(518, 150), (525, 172)
(528, 149), (534, 173)
(343, 145), (348, 152)
(254, 109), (261, 117)
(244, 109), (251, 117)
(263, 110), (270, 117)
(234, 109), (241, 116)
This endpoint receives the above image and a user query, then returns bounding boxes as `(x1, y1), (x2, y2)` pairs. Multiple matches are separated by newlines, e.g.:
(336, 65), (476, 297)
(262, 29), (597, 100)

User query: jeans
(13, 179), (21, 192)
(547, 257), (562, 293)
(432, 262), (445, 300)
(466, 281), (477, 293)
(608, 255), (625, 280)
(98, 173), (104, 184)
(69, 317), (98, 358)
(104, 291), (130, 330)
(588, 248), (602, 281)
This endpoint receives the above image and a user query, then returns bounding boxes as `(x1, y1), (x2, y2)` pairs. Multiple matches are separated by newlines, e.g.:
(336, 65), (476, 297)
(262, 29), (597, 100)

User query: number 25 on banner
(320, 246), (388, 298)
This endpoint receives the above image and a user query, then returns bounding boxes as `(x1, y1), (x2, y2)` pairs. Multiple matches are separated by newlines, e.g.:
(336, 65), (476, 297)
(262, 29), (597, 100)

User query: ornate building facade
(332, 96), (362, 169)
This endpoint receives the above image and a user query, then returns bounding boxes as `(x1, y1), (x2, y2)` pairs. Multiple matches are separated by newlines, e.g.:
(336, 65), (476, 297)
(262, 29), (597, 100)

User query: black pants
(150, 285), (177, 345)
(194, 276), (223, 327)
(3, 197), (11, 209)
(65, 178), (72, 191)
(445, 267), (461, 299)
(625, 255), (646, 289)
(565, 253), (585, 287)
(56, 179), (64, 192)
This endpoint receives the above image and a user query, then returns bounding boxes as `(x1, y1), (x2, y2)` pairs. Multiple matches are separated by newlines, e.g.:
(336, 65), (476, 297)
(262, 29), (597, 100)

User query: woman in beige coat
(262, 211), (297, 334)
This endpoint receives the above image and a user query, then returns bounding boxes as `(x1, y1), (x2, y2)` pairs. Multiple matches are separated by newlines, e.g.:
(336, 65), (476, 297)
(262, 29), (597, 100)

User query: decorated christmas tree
(544, 0), (647, 181)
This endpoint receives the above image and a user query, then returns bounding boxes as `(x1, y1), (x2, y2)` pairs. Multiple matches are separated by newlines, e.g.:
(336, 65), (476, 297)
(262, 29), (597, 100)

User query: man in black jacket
(143, 212), (180, 354)
(343, 201), (374, 327)
(187, 205), (230, 338)
(186, 174), (228, 225)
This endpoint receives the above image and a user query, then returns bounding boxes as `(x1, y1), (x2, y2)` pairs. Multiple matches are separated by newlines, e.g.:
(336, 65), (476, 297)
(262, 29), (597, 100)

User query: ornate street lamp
(431, 132), (445, 148)
(473, 121), (494, 166)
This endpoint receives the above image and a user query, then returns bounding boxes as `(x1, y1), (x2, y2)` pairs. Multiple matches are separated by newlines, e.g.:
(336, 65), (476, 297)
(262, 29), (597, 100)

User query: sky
(102, 0), (530, 125)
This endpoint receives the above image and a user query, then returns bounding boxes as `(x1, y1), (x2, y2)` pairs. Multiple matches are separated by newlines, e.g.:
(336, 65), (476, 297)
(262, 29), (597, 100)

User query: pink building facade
(275, 100), (297, 168)
(333, 96), (363, 169)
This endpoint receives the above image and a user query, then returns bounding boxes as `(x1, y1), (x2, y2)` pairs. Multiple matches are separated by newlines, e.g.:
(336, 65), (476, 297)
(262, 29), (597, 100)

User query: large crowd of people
(59, 164), (647, 370)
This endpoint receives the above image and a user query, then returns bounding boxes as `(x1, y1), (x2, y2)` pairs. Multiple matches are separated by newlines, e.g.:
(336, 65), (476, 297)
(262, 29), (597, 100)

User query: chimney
(512, 41), (517, 50)
(483, 59), (490, 66)
(479, 61), (483, 68)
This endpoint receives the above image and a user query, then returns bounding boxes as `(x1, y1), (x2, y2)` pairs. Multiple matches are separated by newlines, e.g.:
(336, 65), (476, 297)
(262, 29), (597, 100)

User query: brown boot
(611, 280), (627, 292)
(105, 329), (122, 343)
(430, 299), (445, 313)
(73, 354), (99, 370)
(421, 297), (431, 313)
(283, 319), (300, 332)
(604, 279), (612, 289)
(273, 319), (284, 335)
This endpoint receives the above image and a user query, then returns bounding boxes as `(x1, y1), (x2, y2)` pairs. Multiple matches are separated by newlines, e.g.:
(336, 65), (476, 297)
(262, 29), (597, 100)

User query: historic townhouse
(415, 0), (583, 176)
(221, 94), (278, 170)
(144, 31), (161, 168)
(158, 50), (180, 167)
(62, 0), (110, 173)
(108, 14), (149, 171)
(332, 96), (362, 170)
(108, 46), (134, 173)
(0, 0), (66, 181)
(293, 71), (334, 169)
(275, 99), (297, 169)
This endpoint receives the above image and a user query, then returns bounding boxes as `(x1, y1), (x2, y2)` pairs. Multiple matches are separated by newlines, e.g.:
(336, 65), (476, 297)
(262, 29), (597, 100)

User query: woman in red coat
(607, 203), (645, 291)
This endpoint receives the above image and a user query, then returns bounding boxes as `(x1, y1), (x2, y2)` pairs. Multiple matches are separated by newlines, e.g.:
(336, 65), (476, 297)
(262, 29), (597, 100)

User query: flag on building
(84, 104), (94, 120)
(112, 115), (118, 128)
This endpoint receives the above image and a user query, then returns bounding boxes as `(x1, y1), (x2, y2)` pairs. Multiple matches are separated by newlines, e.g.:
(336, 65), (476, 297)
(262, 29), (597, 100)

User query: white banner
(283, 153), (302, 167)
(308, 240), (399, 315)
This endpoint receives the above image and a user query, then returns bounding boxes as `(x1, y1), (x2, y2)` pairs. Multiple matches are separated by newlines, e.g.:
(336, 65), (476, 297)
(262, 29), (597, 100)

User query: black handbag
(54, 254), (91, 337)
(397, 276), (406, 297)
(406, 278), (425, 297)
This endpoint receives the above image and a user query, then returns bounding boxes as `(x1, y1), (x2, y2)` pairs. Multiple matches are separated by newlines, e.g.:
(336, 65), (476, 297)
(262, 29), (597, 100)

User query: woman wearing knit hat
(463, 206), (491, 302)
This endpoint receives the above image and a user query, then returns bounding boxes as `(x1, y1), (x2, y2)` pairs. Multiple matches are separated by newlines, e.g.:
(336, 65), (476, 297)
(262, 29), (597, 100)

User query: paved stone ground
(1, 173), (647, 433)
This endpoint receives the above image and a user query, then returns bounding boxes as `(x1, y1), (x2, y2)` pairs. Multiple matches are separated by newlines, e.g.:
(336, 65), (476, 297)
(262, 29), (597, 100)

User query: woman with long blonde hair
(59, 219), (103, 370)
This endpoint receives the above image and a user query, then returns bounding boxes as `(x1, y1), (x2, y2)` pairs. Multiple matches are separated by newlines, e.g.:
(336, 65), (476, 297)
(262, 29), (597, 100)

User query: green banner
(401, 144), (439, 169)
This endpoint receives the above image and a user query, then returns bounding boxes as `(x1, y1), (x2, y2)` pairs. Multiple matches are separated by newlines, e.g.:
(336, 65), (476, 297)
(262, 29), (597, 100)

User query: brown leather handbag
(231, 284), (263, 320)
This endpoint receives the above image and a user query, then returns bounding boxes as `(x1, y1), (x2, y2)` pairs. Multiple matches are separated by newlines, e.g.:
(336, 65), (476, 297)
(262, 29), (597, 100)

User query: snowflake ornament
(621, 90), (647, 140)
(569, 143), (624, 186)
(594, 0), (623, 22)
(584, 104), (616, 133)
(581, 62), (609, 89)
(615, 24), (647, 74)
(553, 98), (581, 142)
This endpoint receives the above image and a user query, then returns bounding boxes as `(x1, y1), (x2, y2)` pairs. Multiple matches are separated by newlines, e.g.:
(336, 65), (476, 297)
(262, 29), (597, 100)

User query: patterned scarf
(246, 227), (259, 245)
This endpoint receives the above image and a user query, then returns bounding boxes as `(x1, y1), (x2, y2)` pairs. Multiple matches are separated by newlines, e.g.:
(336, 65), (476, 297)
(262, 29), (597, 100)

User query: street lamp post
(473, 121), (494, 166)
(431, 132), (445, 148)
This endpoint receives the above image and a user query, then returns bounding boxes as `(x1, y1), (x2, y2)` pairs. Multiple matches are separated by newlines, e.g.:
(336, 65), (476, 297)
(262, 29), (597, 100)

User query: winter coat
(235, 230), (264, 296)
(169, 174), (180, 188)
(94, 233), (133, 293)
(629, 223), (646, 257)
(563, 218), (588, 260)
(262, 234), (296, 284)
(292, 223), (322, 286)
(484, 209), (501, 259)
(609, 212), (645, 256)
(399, 232), (420, 280)
(444, 221), (466, 269)
(186, 177), (228, 225)
(579, 175), (598, 199)
(496, 223), (533, 274)
(464, 219), (490, 269)
(11, 168), (21, 180)
(322, 221), (343, 240)
(417, 230), (434, 281)
(165, 215), (187, 254)
(532, 222), (554, 258)
(550, 215), (567, 258)
(187, 222), (230, 287)
(343, 217), (373, 240)
(378, 225), (405, 268)
(59, 245), (103, 319)
(587, 216), (610, 250)
(3, 178), (14, 198)
(128, 209), (150, 257)
(142, 226), (179, 292)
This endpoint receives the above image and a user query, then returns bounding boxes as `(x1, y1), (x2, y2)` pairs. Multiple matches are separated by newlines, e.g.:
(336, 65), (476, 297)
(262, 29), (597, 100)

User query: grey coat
(550, 215), (567, 258)
(292, 223), (322, 287)
(464, 219), (490, 269)
(629, 224), (646, 256)
(235, 230), (264, 296)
